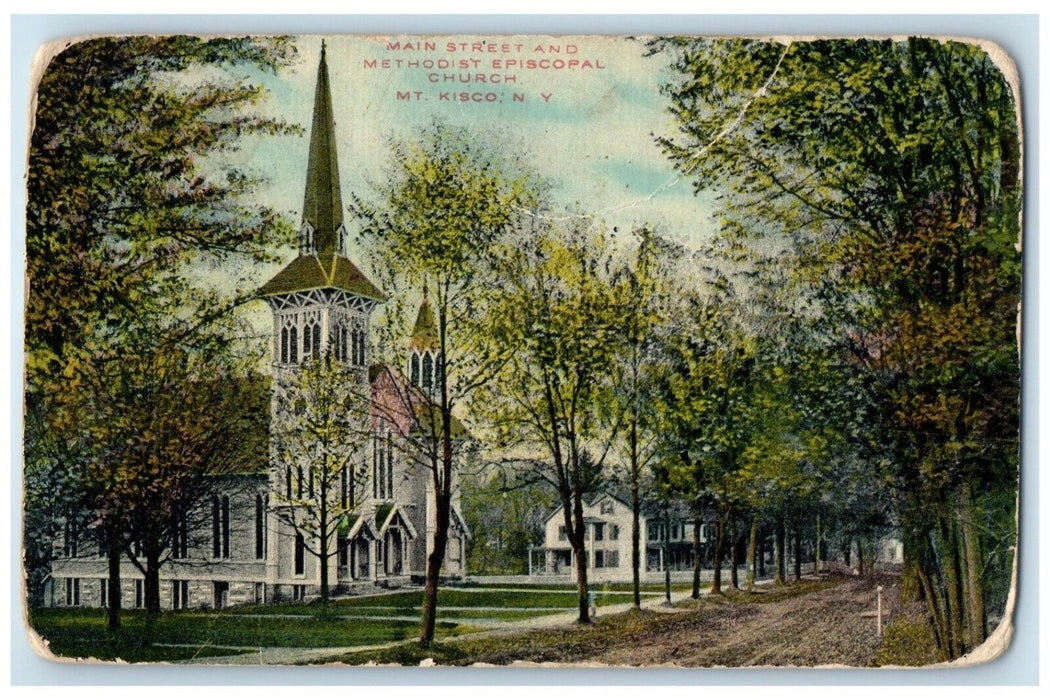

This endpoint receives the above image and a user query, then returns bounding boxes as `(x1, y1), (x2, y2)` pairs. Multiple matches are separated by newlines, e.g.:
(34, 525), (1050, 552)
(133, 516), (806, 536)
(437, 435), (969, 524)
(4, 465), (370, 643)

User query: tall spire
(302, 40), (344, 271)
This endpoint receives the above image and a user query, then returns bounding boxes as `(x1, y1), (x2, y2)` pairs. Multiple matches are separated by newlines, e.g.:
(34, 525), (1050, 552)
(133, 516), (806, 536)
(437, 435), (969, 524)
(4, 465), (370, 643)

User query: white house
(45, 44), (470, 610)
(529, 493), (710, 583)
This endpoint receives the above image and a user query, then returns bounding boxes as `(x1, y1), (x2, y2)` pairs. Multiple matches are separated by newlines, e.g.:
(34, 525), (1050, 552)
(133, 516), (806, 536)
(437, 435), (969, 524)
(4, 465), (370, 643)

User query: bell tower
(259, 41), (384, 376)
(408, 286), (441, 397)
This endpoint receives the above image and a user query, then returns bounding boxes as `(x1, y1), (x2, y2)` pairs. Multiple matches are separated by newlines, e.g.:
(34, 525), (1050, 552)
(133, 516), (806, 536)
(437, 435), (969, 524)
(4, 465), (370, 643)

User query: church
(45, 45), (470, 609)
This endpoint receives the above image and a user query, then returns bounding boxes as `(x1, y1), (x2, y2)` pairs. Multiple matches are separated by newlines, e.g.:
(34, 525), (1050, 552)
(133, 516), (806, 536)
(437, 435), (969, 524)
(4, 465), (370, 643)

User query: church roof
(259, 41), (383, 301)
(258, 254), (384, 300)
(409, 291), (440, 352)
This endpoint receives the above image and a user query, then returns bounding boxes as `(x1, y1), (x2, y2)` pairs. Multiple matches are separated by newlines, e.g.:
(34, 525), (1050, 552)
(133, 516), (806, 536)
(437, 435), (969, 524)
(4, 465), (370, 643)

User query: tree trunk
(793, 520), (802, 582)
(710, 513), (726, 595)
(758, 524), (766, 578)
(630, 416), (642, 610)
(631, 468), (641, 609)
(939, 512), (966, 657)
(420, 491), (451, 646)
(774, 513), (786, 586)
(843, 532), (852, 568)
(746, 515), (758, 592)
(144, 548), (161, 621)
(959, 483), (987, 649)
(856, 537), (865, 577)
(729, 508), (740, 589)
(691, 510), (703, 599)
(106, 520), (122, 632)
(814, 511), (822, 576)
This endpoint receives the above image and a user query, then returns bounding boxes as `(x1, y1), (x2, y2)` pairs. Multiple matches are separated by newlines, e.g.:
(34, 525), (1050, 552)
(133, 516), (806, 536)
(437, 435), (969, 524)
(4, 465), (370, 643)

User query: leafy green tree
(270, 356), (371, 612)
(652, 37), (1020, 656)
(606, 226), (681, 608)
(478, 217), (626, 623)
(351, 122), (541, 646)
(24, 35), (297, 627)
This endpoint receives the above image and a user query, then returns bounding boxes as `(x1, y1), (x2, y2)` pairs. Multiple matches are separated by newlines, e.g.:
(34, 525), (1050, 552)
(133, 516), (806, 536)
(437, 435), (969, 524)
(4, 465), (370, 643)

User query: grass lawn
(27, 607), (479, 663)
(455, 581), (694, 594)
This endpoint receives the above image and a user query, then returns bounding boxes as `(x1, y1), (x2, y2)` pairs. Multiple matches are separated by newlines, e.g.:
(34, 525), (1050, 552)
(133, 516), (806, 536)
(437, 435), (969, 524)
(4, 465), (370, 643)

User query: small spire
(409, 288), (439, 352)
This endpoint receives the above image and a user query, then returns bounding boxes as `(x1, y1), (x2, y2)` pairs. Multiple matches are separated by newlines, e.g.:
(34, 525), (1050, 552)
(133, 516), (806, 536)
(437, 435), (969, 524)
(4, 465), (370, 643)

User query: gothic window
(340, 465), (349, 509)
(422, 352), (433, 392)
(386, 433), (394, 497)
(351, 326), (365, 366)
(410, 352), (420, 385)
(255, 494), (265, 560)
(289, 326), (299, 363)
(285, 467), (292, 499)
(297, 466), (304, 499)
(303, 324), (312, 359)
(311, 321), (321, 358)
(212, 496), (221, 558)
(172, 510), (188, 559)
(372, 435), (379, 499)
(294, 534), (305, 575)
(281, 327), (289, 364)
(308, 468), (315, 499)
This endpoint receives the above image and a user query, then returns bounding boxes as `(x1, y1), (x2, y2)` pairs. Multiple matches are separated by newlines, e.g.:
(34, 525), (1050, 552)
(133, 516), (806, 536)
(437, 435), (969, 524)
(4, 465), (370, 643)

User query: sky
(208, 34), (721, 339)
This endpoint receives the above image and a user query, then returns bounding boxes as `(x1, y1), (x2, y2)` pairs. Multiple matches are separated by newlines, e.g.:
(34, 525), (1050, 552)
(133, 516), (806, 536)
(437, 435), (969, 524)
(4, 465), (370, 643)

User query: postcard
(22, 33), (1021, 668)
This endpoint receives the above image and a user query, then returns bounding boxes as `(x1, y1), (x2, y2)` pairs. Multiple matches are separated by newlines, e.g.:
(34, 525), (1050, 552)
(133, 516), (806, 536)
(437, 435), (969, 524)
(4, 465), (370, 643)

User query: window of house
(255, 494), (265, 560)
(647, 521), (658, 541)
(600, 500), (614, 514)
(294, 533), (305, 576)
(607, 550), (620, 568)
(172, 580), (189, 610)
(594, 523), (605, 541)
(558, 525), (568, 541)
(610, 525), (620, 541)
(293, 584), (306, 602)
(135, 580), (143, 608)
(595, 550), (605, 568)
(672, 522), (679, 540)
(289, 326), (298, 363)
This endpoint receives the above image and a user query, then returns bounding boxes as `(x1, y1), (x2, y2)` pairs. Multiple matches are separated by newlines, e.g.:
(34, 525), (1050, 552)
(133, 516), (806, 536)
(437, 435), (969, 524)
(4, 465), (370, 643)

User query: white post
(877, 585), (883, 637)
(528, 547), (533, 577)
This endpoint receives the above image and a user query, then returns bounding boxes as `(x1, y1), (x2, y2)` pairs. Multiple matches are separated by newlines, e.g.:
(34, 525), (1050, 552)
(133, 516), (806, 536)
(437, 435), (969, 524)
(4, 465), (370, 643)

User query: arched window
(386, 433), (394, 496)
(280, 327), (289, 364)
(289, 327), (298, 363)
(340, 325), (348, 362)
(297, 466), (304, 499)
(422, 352), (433, 392)
(410, 352), (420, 385)
(303, 324), (312, 359)
(285, 466), (292, 499)
(311, 322), (321, 358)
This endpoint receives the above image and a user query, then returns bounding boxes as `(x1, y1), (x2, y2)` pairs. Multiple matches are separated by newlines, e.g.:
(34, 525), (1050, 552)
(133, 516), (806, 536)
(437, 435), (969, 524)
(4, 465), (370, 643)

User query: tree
(270, 356), (371, 612)
(652, 37), (1020, 656)
(606, 226), (680, 608)
(352, 122), (541, 646)
(24, 35), (296, 627)
(479, 217), (626, 623)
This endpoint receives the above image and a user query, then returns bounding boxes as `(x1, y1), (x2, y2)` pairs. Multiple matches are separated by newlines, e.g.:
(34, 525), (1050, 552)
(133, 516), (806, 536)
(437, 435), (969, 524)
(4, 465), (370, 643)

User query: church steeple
(259, 42), (384, 302)
(301, 40), (344, 269)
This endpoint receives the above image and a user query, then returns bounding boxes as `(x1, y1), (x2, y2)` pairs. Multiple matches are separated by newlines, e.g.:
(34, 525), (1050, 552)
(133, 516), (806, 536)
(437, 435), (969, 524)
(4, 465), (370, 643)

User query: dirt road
(593, 574), (900, 667)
